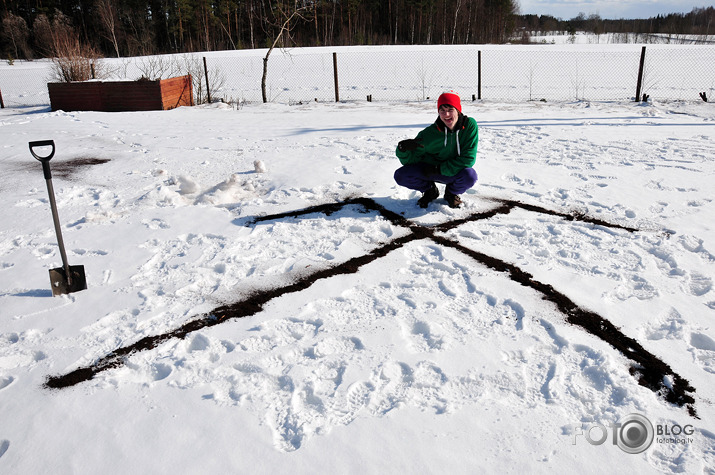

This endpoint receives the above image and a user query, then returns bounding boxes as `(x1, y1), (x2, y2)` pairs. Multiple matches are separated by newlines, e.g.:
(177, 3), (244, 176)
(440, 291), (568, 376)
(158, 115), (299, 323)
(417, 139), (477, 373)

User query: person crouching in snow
(394, 91), (478, 208)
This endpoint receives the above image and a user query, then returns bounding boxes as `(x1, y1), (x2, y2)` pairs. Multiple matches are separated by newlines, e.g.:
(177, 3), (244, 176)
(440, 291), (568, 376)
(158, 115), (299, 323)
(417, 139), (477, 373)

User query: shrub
(33, 10), (107, 82)
(49, 36), (106, 82)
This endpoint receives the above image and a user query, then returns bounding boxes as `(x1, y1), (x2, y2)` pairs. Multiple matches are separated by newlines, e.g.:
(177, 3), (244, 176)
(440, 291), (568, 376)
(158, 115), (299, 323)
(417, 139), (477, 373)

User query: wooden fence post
(478, 50), (482, 100)
(0, 87), (4, 108)
(333, 52), (340, 102)
(635, 46), (646, 102)
(203, 56), (212, 104)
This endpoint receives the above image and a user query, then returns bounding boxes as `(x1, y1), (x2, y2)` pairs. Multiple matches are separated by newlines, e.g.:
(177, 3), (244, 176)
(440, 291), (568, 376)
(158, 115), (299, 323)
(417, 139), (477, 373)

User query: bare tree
(31, 15), (54, 56)
(124, 8), (154, 56)
(32, 10), (106, 82)
(451, 0), (463, 44)
(248, 0), (256, 49)
(32, 11), (75, 57)
(261, 4), (310, 103)
(136, 55), (183, 80)
(1, 13), (32, 59)
(96, 0), (121, 57)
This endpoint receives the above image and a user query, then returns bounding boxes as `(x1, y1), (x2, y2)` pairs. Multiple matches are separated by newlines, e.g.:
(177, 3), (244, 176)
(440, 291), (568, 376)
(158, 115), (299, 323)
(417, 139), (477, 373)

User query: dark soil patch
(22, 157), (111, 180)
(49, 157), (111, 180)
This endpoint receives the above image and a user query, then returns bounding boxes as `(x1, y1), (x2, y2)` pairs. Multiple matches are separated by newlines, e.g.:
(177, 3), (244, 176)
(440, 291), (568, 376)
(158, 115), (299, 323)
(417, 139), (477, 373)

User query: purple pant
(394, 164), (478, 195)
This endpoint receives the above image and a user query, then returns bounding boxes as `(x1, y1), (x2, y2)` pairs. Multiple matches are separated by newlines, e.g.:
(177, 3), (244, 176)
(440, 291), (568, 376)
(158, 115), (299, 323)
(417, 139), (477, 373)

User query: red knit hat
(438, 91), (462, 113)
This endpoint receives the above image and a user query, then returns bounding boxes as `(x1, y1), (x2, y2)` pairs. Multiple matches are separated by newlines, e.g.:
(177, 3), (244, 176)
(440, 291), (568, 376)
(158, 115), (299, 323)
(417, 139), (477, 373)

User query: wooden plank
(160, 75), (193, 109)
(47, 75), (193, 112)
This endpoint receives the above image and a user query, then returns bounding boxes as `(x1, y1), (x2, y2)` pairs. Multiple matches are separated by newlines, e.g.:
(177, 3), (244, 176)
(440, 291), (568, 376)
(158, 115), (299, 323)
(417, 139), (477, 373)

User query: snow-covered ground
(1, 89), (714, 471)
(527, 32), (715, 45)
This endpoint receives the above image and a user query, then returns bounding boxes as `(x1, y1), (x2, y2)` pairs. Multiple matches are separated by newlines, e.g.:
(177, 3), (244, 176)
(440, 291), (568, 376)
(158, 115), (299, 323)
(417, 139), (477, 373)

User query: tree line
(1, 0), (518, 60)
(1, 1), (713, 61)
(517, 7), (715, 39)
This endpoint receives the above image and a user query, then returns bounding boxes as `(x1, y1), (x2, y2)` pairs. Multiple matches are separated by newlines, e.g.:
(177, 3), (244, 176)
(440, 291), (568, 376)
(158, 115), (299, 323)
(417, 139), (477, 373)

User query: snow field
(1, 98), (714, 473)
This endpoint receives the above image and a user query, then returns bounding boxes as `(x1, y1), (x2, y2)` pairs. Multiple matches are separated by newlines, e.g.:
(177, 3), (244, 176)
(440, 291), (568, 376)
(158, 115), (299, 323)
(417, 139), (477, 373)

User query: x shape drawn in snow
(44, 196), (697, 417)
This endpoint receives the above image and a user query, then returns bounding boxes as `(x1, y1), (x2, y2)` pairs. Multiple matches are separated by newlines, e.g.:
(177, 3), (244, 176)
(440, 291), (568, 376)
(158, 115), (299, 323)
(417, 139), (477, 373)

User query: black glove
(397, 138), (423, 152)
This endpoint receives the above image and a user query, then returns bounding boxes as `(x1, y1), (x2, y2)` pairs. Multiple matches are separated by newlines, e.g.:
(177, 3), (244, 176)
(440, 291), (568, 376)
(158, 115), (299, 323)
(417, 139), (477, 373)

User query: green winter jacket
(395, 114), (478, 177)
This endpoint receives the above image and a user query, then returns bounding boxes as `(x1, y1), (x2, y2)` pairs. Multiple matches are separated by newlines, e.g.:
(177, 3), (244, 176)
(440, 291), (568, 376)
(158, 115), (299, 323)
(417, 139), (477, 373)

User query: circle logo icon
(617, 413), (654, 454)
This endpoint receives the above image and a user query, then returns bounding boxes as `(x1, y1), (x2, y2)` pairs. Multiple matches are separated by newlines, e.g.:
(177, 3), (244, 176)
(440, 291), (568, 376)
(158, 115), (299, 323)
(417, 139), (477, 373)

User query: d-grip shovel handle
(29, 140), (56, 179)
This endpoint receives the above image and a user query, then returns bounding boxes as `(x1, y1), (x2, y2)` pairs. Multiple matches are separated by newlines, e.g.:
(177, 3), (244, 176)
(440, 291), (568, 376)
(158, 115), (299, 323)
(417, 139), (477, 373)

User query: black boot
(417, 183), (439, 208)
(444, 191), (463, 209)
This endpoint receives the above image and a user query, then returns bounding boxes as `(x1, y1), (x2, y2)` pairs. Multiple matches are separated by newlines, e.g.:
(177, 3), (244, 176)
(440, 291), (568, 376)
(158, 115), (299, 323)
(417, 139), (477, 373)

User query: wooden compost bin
(48, 75), (193, 112)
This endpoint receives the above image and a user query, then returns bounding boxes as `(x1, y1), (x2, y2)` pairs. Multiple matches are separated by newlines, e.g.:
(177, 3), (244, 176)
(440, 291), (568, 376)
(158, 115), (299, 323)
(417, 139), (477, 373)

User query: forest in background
(1, 1), (714, 60)
(519, 7), (714, 40)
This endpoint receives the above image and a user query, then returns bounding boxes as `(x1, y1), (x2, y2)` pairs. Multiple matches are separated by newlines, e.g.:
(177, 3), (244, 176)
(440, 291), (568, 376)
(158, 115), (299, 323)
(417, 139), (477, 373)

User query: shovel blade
(49, 265), (87, 296)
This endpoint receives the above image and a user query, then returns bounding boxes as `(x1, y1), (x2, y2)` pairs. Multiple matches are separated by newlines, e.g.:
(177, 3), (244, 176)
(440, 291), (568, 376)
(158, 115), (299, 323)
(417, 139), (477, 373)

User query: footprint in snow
(690, 332), (715, 374)
(1, 333), (20, 345)
(690, 332), (715, 352)
(187, 333), (211, 352)
(503, 299), (526, 331)
(371, 361), (413, 415)
(540, 363), (560, 403)
(0, 375), (15, 391)
(332, 381), (375, 425)
(150, 363), (172, 382)
(346, 381), (373, 412)
(687, 272), (712, 296)
(438, 279), (458, 297)
(141, 218), (170, 230)
(307, 336), (363, 359)
(411, 321), (444, 351)
(0, 440), (9, 459)
(679, 235), (715, 261)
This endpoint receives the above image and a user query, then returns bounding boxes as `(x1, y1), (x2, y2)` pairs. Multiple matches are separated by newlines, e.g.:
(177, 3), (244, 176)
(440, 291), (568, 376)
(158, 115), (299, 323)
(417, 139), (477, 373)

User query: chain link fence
(1, 46), (713, 108)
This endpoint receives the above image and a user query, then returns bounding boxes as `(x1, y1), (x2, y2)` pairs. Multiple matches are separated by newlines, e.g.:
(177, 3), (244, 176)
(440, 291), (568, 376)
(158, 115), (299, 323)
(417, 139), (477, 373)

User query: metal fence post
(203, 56), (212, 104)
(478, 50), (482, 100)
(635, 46), (646, 101)
(333, 52), (340, 102)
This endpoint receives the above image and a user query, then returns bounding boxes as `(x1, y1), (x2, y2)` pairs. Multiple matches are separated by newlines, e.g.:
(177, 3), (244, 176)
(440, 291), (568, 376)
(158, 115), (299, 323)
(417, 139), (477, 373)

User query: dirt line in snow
(44, 231), (422, 390)
(43, 197), (697, 416)
(434, 198), (640, 233)
(430, 234), (696, 415)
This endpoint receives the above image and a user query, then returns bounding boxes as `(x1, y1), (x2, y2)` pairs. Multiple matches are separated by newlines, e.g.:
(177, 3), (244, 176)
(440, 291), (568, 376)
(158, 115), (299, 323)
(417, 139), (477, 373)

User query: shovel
(29, 140), (87, 296)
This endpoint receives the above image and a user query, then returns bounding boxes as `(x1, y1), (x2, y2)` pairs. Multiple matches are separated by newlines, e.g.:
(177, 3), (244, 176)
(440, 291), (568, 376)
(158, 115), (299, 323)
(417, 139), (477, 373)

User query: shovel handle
(29, 140), (56, 179)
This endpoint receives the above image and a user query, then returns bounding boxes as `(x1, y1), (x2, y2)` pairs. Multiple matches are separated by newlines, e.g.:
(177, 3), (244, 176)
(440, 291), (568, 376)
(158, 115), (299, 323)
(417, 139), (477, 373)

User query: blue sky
(517, 0), (708, 20)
